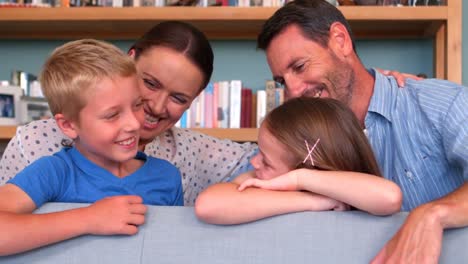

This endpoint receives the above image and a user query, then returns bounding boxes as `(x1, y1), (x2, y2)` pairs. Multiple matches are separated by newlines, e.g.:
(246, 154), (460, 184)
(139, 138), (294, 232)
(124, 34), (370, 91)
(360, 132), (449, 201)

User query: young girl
(195, 97), (402, 225)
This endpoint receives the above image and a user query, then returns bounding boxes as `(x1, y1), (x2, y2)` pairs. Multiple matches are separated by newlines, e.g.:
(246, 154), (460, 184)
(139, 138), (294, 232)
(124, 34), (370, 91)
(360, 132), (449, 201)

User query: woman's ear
(55, 113), (78, 139)
(128, 48), (136, 58)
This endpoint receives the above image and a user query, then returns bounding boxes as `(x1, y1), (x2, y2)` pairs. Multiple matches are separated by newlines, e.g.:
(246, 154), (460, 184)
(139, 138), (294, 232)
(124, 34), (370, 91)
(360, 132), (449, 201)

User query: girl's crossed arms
(195, 97), (402, 225)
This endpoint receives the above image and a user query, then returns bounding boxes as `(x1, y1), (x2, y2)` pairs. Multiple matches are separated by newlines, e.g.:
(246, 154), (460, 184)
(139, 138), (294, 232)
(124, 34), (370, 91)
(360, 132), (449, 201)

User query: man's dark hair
(257, 0), (356, 52)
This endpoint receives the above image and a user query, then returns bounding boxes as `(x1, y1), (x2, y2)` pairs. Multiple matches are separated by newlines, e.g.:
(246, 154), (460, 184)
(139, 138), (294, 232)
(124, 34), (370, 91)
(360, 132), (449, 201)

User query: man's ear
(55, 113), (78, 139)
(328, 22), (354, 58)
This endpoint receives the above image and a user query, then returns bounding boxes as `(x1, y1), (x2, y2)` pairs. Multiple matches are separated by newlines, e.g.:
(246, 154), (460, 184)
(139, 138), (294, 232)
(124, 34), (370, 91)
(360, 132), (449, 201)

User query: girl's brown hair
(263, 97), (381, 176)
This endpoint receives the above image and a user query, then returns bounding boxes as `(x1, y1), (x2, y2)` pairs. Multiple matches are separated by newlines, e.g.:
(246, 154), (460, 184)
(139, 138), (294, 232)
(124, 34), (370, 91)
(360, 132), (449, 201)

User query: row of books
(175, 80), (284, 129)
(0, 0), (286, 7)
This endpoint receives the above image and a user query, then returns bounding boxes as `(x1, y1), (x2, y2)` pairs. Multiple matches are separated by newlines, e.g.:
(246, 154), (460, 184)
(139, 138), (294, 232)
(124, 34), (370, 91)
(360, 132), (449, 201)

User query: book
(212, 82), (218, 128)
(241, 88), (252, 128)
(275, 87), (284, 108)
(204, 83), (214, 128)
(256, 90), (266, 128)
(251, 92), (257, 128)
(265, 80), (276, 114)
(229, 80), (242, 128)
(217, 81), (230, 128)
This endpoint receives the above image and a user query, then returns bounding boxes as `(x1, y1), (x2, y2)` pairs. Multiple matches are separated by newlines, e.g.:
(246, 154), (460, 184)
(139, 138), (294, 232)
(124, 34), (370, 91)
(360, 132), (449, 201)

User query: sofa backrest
(1, 203), (467, 263)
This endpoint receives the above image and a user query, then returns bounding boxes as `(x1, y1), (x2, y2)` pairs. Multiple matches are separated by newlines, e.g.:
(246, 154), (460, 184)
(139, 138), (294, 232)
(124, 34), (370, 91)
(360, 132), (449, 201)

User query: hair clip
(303, 138), (320, 166)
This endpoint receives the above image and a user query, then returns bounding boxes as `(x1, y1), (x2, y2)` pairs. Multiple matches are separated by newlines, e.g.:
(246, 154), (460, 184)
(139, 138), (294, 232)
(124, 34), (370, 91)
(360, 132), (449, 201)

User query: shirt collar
(67, 147), (146, 176)
(367, 68), (398, 123)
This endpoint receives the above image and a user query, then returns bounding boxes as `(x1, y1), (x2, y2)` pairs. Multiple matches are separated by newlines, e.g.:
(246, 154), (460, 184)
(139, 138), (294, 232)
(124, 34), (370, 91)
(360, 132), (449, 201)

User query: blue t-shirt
(8, 147), (183, 207)
(366, 69), (467, 211)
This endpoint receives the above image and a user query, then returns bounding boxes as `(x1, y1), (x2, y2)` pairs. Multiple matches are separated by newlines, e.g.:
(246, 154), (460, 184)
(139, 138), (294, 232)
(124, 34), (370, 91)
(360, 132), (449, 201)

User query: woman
(0, 21), (257, 206)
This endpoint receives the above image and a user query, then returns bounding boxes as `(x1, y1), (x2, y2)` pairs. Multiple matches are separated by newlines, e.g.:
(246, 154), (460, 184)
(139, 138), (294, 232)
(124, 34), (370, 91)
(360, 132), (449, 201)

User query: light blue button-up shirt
(365, 70), (467, 211)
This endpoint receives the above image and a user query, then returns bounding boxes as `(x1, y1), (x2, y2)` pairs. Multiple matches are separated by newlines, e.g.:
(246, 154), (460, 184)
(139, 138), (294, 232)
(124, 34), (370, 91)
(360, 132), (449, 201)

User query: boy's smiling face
(71, 75), (144, 171)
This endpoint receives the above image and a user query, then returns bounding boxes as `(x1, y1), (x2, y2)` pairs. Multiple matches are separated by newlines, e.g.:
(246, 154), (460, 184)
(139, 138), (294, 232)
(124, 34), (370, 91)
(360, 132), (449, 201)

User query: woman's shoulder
(17, 119), (67, 142)
(16, 119), (67, 156)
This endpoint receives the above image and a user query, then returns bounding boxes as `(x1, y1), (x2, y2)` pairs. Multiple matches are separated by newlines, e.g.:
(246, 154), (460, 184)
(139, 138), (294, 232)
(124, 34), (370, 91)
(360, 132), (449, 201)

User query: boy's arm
(239, 169), (402, 216)
(195, 171), (346, 225)
(0, 184), (147, 256)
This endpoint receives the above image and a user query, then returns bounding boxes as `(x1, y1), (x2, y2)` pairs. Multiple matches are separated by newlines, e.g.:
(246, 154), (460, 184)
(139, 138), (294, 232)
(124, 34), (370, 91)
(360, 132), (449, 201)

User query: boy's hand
(238, 173), (298, 192)
(84, 195), (147, 235)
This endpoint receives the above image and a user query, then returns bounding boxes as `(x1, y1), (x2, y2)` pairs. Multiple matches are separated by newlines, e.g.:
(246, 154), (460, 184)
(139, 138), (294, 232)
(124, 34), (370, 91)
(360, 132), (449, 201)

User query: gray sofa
(1, 203), (467, 263)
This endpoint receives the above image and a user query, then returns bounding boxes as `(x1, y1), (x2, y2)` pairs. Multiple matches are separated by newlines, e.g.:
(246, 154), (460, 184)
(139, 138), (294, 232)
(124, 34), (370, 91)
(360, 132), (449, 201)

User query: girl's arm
(149, 127), (258, 206)
(239, 169), (402, 216)
(195, 172), (348, 225)
(0, 184), (146, 256)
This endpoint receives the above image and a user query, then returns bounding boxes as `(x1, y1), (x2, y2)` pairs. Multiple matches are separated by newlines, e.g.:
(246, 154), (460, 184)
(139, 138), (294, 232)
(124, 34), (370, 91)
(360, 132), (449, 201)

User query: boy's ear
(55, 113), (78, 139)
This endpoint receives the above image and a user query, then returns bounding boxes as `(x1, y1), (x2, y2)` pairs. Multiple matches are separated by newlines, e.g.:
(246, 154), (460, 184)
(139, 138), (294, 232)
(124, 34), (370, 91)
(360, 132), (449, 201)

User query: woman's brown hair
(129, 21), (213, 92)
(263, 97), (381, 176)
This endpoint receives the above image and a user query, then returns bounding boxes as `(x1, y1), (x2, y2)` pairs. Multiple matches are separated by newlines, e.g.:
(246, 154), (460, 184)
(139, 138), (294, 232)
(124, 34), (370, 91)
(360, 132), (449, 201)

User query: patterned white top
(0, 119), (258, 205)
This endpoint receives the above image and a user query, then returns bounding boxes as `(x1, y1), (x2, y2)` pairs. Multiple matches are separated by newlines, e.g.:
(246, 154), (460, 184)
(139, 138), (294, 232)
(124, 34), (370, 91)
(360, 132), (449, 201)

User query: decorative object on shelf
(337, 0), (356, 5)
(354, 0), (377, 4)
(0, 85), (23, 125)
(10, 70), (38, 97)
(380, 0), (407, 5)
(19, 96), (52, 125)
(411, 0), (445, 5)
(166, 0), (199, 5)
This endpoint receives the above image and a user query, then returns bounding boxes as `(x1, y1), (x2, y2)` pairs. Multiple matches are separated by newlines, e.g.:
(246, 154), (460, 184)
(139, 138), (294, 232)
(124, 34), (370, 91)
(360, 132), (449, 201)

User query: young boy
(0, 39), (183, 256)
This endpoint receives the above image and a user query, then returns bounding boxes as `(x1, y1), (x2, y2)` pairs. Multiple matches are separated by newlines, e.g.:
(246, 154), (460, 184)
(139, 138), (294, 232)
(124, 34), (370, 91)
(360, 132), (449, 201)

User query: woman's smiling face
(133, 46), (204, 145)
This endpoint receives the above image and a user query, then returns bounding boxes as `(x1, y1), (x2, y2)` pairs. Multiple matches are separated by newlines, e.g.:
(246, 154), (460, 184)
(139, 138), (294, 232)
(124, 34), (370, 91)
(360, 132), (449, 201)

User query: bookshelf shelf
(0, 6), (452, 39)
(192, 128), (258, 142)
(0, 2), (461, 82)
(0, 126), (17, 140)
(0, 126), (259, 142)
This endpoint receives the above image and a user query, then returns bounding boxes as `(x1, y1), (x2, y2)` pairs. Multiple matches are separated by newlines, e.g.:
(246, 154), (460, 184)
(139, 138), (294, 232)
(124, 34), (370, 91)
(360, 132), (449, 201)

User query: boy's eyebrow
(98, 105), (120, 114)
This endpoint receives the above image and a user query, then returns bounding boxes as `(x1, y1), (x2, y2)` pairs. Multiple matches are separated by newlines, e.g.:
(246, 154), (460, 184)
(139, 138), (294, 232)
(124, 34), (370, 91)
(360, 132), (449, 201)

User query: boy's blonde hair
(40, 39), (136, 121)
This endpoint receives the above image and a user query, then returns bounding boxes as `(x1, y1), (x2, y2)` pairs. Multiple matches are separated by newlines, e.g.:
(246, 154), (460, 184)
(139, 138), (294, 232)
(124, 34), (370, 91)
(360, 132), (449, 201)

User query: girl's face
(250, 124), (296, 180)
(133, 46), (204, 145)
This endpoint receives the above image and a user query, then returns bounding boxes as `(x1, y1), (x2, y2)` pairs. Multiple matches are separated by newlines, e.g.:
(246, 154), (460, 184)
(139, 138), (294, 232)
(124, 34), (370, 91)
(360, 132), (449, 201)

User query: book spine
(204, 83), (214, 128)
(256, 90), (266, 128)
(229, 80), (242, 128)
(265, 80), (276, 114)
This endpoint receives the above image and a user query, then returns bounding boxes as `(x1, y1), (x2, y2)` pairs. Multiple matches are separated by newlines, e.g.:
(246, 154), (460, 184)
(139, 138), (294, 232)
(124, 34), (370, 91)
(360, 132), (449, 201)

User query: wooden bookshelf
(192, 128), (258, 142)
(0, 126), (17, 140)
(0, 2), (461, 143)
(0, 125), (258, 142)
(0, 2), (462, 83)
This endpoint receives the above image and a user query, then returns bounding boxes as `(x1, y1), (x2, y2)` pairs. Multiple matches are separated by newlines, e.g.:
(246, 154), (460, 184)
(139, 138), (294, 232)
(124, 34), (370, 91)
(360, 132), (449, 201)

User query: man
(256, 0), (467, 263)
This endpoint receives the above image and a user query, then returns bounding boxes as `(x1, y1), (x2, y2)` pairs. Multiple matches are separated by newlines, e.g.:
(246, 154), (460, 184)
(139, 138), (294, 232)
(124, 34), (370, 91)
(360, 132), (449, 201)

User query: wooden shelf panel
(0, 126), (17, 140)
(191, 128), (258, 142)
(0, 126), (258, 142)
(0, 6), (448, 40)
